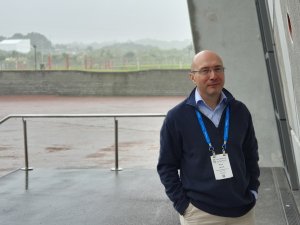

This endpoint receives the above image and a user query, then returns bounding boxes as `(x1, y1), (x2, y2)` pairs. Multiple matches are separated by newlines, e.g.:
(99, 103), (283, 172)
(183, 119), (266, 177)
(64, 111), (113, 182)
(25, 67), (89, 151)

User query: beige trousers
(180, 203), (255, 225)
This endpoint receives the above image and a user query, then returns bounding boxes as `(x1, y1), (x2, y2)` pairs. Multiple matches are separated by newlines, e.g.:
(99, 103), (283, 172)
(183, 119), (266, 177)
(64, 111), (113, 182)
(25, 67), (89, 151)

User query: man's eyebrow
(199, 65), (223, 69)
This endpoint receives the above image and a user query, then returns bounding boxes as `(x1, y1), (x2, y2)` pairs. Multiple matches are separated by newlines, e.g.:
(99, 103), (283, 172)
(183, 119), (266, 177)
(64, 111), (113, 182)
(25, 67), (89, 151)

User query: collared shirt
(195, 89), (227, 127)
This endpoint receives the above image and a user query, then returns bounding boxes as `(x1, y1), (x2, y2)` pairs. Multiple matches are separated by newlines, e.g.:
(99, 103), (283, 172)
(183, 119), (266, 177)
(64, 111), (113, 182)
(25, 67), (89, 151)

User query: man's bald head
(191, 50), (223, 71)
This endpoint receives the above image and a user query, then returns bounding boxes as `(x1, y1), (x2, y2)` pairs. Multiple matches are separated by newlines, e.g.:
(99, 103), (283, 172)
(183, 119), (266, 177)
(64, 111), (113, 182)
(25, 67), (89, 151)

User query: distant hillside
(135, 39), (192, 50)
(101, 42), (159, 52)
(0, 32), (193, 55)
(0, 32), (194, 70)
(55, 39), (193, 51)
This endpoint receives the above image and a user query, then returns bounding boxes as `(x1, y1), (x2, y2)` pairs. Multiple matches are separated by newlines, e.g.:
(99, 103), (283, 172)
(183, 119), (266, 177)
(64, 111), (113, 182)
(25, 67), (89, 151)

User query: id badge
(210, 153), (233, 180)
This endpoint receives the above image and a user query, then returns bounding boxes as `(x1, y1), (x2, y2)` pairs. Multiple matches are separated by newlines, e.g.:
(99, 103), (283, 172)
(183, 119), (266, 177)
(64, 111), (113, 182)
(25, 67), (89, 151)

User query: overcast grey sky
(1, 0), (192, 44)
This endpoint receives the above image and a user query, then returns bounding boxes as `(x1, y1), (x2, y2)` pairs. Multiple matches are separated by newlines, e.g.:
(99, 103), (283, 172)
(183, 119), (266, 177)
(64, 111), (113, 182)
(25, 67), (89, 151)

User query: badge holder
(210, 143), (233, 180)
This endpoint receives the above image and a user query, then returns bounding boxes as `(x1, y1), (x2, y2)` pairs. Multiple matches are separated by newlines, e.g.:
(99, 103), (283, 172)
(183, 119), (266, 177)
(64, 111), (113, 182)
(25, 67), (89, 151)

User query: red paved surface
(0, 95), (185, 176)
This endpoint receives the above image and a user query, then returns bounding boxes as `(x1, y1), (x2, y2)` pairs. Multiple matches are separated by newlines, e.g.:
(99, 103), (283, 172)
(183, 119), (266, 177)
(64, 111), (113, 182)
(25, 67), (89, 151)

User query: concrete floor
(0, 167), (299, 225)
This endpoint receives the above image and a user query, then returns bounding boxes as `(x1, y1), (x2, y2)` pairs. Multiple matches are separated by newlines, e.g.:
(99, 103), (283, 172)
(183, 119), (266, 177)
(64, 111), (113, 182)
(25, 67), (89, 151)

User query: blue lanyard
(195, 106), (230, 155)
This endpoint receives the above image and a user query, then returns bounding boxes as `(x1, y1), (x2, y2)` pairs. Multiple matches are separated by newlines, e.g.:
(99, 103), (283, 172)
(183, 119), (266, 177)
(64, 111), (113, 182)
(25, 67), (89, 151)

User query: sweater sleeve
(157, 116), (190, 215)
(243, 113), (260, 193)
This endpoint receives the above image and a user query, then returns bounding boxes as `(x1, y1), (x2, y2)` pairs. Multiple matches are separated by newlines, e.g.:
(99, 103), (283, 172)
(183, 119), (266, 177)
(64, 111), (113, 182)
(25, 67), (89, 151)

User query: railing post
(111, 117), (122, 171)
(21, 118), (33, 171)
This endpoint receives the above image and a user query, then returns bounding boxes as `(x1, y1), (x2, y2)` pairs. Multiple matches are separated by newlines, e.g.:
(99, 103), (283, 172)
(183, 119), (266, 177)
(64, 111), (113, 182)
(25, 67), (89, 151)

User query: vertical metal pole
(25, 171), (29, 190)
(33, 45), (37, 70)
(21, 118), (33, 171)
(111, 117), (122, 171)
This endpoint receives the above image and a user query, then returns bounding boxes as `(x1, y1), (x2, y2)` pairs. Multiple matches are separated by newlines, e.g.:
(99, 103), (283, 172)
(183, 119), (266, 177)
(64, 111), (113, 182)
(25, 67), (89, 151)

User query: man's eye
(201, 69), (209, 74)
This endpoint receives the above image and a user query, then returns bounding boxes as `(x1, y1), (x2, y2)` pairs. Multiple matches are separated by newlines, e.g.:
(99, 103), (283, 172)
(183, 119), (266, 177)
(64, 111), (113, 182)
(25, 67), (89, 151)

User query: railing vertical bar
(21, 118), (33, 171)
(111, 117), (122, 171)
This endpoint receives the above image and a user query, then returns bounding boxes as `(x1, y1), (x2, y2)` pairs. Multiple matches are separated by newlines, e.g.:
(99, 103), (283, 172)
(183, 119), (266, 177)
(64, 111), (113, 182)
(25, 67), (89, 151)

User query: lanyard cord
(195, 106), (230, 155)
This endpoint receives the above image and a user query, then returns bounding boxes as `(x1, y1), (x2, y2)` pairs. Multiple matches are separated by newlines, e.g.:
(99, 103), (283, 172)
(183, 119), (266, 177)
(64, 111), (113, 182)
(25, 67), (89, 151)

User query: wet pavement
(1, 167), (299, 225)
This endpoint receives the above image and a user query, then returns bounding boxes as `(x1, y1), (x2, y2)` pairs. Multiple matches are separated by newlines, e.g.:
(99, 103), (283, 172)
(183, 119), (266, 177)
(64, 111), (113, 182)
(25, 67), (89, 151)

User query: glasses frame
(190, 66), (225, 76)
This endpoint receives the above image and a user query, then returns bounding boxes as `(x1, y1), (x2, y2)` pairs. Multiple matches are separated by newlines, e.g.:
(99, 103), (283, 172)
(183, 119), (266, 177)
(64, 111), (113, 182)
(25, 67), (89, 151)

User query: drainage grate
(273, 167), (300, 225)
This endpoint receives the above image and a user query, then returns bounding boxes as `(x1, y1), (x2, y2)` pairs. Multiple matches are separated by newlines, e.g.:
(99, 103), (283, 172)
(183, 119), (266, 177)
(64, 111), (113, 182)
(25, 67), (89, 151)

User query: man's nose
(208, 69), (218, 79)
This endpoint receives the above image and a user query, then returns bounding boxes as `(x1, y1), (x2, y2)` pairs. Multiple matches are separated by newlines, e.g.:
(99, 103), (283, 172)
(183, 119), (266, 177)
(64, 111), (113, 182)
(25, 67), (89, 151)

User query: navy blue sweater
(157, 88), (260, 217)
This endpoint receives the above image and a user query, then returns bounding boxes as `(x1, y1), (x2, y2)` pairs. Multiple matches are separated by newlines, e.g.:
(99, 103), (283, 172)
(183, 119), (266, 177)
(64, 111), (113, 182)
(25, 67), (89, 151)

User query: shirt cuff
(250, 190), (258, 199)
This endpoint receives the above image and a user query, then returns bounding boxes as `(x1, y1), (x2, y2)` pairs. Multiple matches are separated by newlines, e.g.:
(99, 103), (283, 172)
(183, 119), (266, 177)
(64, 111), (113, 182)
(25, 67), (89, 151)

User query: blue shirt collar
(195, 88), (227, 109)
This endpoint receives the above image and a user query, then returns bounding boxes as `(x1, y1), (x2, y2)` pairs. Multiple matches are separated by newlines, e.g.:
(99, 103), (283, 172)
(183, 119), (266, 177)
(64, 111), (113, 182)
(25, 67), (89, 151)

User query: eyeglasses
(191, 66), (225, 76)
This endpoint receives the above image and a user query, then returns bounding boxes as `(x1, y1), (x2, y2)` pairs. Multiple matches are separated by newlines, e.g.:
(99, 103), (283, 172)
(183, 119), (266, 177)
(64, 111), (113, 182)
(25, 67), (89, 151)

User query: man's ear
(189, 73), (196, 85)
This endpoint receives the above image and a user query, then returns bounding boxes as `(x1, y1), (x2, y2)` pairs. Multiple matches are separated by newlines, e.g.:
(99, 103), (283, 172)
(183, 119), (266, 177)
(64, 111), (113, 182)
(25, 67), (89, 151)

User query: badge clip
(222, 142), (227, 156)
(209, 144), (216, 157)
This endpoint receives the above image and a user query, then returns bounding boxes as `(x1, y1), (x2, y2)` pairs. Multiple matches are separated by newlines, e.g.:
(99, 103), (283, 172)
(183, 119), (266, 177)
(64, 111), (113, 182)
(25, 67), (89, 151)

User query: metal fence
(0, 113), (166, 172)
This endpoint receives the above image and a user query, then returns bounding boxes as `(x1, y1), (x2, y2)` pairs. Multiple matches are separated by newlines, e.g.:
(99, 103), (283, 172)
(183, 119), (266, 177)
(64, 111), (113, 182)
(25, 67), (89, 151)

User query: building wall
(268, 0), (300, 183)
(0, 70), (194, 96)
(187, 0), (282, 167)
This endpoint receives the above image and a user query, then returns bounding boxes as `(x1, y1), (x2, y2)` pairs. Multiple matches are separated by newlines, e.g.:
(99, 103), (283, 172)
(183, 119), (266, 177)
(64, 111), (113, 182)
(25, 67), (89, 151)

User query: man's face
(190, 52), (225, 99)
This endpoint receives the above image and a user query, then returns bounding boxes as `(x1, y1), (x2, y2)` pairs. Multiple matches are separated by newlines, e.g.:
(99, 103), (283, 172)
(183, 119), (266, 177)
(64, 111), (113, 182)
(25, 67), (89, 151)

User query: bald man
(157, 50), (260, 225)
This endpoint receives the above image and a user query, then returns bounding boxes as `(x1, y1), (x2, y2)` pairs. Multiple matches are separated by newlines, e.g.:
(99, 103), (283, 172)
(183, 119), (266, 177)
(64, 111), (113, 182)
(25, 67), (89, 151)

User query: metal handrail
(0, 113), (166, 124)
(0, 113), (166, 172)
